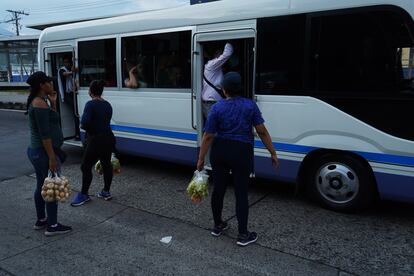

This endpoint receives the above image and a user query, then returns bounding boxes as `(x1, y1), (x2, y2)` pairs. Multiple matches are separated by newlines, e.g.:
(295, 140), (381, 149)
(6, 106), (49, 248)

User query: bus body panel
(256, 95), (414, 157)
(375, 172), (414, 202)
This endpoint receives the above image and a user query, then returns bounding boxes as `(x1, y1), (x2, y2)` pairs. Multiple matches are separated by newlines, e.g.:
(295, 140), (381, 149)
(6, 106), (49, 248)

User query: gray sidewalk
(0, 92), (28, 110)
(0, 173), (340, 276)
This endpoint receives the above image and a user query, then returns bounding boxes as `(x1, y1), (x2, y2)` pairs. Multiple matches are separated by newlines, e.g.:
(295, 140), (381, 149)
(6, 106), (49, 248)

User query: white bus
(38, 0), (414, 212)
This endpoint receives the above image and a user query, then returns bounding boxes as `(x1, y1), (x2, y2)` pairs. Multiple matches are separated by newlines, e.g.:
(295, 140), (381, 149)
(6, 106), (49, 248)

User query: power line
(4, 10), (29, 36)
(29, 0), (134, 14)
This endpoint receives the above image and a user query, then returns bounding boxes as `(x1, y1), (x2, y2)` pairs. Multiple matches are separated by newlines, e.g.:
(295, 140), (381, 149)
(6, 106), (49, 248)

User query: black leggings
(210, 138), (253, 235)
(81, 132), (115, 194)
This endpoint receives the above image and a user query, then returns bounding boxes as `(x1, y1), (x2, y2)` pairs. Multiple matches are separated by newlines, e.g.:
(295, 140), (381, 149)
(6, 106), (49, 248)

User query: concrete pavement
(0, 174), (339, 276)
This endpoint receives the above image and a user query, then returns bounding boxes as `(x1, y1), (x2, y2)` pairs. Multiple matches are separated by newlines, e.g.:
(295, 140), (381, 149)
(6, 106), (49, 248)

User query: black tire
(305, 153), (376, 213)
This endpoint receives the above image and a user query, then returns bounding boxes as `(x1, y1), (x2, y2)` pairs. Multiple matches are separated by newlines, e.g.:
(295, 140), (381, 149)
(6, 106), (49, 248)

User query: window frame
(77, 34), (118, 89)
(119, 26), (194, 93)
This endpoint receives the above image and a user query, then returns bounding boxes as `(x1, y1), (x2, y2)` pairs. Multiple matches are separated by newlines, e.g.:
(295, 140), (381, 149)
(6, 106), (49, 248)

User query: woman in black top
(71, 80), (116, 206)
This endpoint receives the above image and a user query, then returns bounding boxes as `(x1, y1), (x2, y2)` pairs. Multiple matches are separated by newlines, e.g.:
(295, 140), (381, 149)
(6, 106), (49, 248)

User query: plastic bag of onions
(41, 171), (72, 203)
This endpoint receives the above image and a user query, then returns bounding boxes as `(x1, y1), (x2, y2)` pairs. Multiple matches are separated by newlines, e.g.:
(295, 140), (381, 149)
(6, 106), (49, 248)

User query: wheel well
(296, 149), (378, 196)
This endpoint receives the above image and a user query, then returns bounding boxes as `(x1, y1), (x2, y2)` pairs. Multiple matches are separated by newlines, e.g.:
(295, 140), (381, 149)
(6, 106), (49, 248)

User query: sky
(0, 0), (189, 36)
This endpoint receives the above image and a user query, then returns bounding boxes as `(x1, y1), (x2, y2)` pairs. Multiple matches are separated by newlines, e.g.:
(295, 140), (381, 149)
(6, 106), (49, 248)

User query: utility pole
(4, 10), (29, 36)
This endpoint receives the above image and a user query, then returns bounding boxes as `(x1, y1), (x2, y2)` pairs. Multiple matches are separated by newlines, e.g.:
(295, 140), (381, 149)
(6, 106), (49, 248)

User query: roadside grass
(0, 89), (29, 94)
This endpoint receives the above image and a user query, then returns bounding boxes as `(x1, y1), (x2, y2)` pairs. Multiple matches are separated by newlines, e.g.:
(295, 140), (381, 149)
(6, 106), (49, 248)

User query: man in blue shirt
(197, 72), (279, 247)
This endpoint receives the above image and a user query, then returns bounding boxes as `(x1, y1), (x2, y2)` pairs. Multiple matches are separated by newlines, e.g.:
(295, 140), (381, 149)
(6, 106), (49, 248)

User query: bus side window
(121, 31), (191, 90)
(256, 15), (306, 95)
(78, 38), (117, 87)
(311, 9), (414, 94)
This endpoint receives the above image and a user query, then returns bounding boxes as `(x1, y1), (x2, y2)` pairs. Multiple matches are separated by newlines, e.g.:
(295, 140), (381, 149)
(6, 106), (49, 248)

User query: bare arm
(48, 91), (57, 112)
(62, 71), (73, 77)
(254, 124), (279, 168)
(197, 132), (215, 171)
(126, 67), (139, 88)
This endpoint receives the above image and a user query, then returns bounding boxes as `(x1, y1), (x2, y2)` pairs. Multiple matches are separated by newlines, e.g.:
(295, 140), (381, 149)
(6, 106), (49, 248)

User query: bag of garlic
(41, 171), (72, 203)
(94, 153), (121, 175)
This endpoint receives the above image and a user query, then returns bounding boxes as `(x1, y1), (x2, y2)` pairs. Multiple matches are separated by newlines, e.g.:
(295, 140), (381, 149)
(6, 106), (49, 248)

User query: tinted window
(256, 15), (306, 95)
(310, 10), (414, 95)
(121, 31), (191, 89)
(311, 8), (414, 141)
(79, 39), (117, 87)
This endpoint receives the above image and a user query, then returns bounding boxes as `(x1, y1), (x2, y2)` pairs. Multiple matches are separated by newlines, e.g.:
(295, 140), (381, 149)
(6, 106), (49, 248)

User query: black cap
(221, 71), (242, 94)
(26, 71), (53, 87)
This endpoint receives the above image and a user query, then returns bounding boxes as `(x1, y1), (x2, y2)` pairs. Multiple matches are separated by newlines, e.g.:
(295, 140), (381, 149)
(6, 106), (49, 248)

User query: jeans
(81, 132), (115, 194)
(210, 138), (253, 234)
(27, 147), (61, 226)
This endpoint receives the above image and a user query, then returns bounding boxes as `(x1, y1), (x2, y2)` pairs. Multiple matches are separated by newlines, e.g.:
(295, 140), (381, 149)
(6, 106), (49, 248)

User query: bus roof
(39, 0), (413, 43)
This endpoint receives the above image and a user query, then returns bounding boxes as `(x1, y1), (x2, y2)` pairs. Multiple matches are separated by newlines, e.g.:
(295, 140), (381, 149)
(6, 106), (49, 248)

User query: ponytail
(25, 86), (40, 115)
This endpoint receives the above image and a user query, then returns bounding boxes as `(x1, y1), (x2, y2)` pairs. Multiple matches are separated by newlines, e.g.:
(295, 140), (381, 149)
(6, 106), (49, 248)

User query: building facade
(0, 35), (39, 85)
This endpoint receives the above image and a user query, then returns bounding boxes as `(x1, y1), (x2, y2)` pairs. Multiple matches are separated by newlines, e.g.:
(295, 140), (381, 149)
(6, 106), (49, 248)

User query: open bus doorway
(194, 36), (256, 169)
(48, 52), (80, 142)
(199, 38), (255, 127)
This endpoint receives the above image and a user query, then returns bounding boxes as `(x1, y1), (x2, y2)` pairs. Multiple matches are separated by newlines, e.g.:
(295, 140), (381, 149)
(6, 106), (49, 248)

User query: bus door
(44, 46), (79, 140)
(193, 29), (256, 145)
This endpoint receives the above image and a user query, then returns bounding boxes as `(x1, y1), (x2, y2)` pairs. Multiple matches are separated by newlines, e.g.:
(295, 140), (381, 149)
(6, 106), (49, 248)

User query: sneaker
(44, 223), (72, 237)
(97, 190), (112, 201)
(33, 219), (47, 230)
(211, 222), (229, 237)
(236, 232), (258, 247)
(70, 192), (91, 207)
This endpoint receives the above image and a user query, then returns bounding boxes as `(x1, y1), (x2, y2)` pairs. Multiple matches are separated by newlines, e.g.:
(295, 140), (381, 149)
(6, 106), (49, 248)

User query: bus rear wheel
(305, 153), (376, 213)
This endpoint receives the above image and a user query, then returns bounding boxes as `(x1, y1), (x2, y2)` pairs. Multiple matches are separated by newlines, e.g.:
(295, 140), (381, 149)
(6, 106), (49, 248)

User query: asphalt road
(0, 109), (413, 275)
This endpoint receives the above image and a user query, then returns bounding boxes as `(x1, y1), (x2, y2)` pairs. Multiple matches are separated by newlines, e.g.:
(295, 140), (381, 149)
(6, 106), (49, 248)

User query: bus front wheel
(305, 153), (376, 213)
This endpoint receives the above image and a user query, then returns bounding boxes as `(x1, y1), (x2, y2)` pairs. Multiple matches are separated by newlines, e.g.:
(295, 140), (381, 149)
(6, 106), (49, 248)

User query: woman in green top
(26, 71), (72, 236)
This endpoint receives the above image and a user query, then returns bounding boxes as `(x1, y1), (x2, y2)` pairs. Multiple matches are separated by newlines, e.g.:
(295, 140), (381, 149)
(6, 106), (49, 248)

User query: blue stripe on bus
(354, 152), (414, 168)
(113, 134), (413, 203)
(111, 124), (414, 167)
(111, 125), (197, 141)
(254, 140), (317, 154)
(254, 140), (414, 167)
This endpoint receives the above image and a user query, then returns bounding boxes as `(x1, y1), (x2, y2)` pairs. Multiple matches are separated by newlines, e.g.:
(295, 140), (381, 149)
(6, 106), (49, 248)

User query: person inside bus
(26, 71), (72, 236)
(124, 59), (149, 89)
(57, 54), (80, 140)
(197, 72), (279, 247)
(156, 55), (175, 87)
(202, 42), (233, 120)
(71, 80), (116, 206)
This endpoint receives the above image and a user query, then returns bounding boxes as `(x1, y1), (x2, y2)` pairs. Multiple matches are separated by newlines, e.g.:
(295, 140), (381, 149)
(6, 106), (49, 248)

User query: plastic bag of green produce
(95, 153), (121, 175)
(187, 170), (209, 203)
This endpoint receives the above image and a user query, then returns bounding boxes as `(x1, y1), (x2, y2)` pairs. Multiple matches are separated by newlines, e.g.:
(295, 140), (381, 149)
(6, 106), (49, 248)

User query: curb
(0, 102), (27, 110)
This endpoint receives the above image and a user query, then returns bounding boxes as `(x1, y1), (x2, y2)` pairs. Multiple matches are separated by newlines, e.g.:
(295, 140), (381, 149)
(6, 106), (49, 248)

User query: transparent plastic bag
(41, 171), (72, 203)
(186, 170), (209, 203)
(95, 153), (121, 175)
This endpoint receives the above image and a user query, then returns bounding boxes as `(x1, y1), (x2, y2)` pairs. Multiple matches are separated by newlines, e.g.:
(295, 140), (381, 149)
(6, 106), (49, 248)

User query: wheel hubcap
(316, 163), (359, 204)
